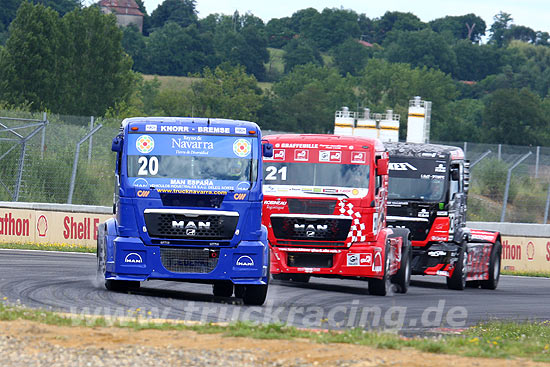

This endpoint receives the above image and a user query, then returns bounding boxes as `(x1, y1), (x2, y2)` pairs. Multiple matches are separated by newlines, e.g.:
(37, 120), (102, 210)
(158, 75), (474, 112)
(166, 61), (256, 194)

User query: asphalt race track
(1, 249), (548, 332)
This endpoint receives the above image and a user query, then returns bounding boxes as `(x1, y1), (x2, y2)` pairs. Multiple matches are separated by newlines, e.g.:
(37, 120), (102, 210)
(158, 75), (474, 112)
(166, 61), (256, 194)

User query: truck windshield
(388, 157), (447, 201)
(126, 133), (257, 191)
(263, 162), (370, 189)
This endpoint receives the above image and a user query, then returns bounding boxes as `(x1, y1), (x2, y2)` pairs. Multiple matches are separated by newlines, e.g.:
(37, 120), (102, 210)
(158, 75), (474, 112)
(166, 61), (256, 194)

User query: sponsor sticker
(351, 151), (366, 164)
(145, 124), (157, 132)
(235, 127), (247, 134)
(233, 139), (251, 157)
(136, 135), (154, 154)
(273, 149), (285, 160)
(294, 149), (309, 161)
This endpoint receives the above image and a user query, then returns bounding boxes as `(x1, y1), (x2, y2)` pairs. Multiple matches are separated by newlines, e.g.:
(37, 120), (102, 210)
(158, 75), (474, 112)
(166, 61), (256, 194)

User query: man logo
(236, 255), (254, 266)
(172, 220), (211, 236)
(294, 223), (328, 237)
(124, 252), (143, 264)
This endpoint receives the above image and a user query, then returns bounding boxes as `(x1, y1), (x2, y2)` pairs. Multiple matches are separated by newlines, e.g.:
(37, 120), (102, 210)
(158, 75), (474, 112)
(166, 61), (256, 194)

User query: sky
(136, 0), (550, 36)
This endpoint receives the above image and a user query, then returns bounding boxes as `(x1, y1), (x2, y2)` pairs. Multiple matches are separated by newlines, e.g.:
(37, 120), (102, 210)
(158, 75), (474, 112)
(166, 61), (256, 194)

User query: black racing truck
(385, 142), (502, 290)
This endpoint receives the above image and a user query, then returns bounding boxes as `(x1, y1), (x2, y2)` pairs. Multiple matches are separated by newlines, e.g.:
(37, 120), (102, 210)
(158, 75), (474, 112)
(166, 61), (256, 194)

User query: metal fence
(1, 110), (549, 223)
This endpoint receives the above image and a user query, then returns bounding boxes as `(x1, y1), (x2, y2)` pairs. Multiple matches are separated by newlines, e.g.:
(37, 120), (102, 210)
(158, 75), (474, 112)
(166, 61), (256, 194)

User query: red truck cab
(262, 134), (411, 295)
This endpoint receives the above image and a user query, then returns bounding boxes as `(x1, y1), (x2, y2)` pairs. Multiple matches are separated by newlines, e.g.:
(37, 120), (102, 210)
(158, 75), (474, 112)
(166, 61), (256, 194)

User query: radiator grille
(145, 212), (238, 239)
(287, 198), (337, 214)
(271, 216), (351, 241)
(160, 247), (219, 273)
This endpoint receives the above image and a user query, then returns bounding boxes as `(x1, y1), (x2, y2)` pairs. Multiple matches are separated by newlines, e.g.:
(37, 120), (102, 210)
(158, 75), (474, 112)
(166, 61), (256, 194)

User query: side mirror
(112, 135), (122, 152)
(262, 143), (273, 158)
(451, 168), (459, 181)
(377, 159), (389, 176)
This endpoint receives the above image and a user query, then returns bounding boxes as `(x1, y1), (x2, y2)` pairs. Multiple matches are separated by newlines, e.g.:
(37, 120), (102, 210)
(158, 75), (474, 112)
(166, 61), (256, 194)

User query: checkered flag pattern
(338, 201), (366, 243)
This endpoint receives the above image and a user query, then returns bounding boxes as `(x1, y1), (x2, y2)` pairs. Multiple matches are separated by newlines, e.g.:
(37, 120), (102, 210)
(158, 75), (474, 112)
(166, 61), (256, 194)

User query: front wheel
(213, 282), (234, 297)
(392, 242), (411, 294)
(369, 243), (391, 296)
(481, 241), (501, 290)
(238, 284), (268, 305)
(447, 244), (467, 290)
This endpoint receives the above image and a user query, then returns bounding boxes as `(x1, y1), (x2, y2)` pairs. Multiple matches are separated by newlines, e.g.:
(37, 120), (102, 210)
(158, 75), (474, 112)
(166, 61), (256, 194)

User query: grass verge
(0, 242), (95, 253)
(0, 300), (548, 362)
(502, 270), (550, 278)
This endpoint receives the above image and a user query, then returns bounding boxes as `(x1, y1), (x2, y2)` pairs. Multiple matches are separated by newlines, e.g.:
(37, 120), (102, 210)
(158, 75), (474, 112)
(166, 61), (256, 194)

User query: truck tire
(105, 279), (140, 292)
(213, 282), (234, 297)
(369, 242), (391, 296)
(241, 284), (268, 305)
(480, 241), (501, 290)
(447, 243), (467, 290)
(392, 239), (411, 294)
(96, 225), (106, 284)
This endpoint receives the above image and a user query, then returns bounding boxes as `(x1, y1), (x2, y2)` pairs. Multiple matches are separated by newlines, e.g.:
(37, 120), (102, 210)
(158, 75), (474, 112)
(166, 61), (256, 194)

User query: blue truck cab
(97, 117), (273, 305)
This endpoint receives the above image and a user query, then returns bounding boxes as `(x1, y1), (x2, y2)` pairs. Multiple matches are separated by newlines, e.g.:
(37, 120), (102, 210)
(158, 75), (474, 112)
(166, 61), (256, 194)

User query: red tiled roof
(99, 0), (143, 16)
(357, 40), (373, 47)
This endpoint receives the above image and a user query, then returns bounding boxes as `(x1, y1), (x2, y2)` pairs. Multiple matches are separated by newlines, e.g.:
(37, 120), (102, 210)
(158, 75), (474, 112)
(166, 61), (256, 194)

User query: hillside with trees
(2, 0), (550, 146)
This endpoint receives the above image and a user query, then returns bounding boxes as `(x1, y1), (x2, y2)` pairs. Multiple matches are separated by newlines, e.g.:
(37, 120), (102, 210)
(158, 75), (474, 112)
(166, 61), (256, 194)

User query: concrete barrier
(468, 222), (550, 272)
(0, 202), (112, 247)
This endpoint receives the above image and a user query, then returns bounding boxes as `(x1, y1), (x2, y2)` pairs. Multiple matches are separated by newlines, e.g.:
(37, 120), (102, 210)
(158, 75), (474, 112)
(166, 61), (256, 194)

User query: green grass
(0, 242), (95, 253)
(0, 300), (549, 362)
(502, 270), (550, 278)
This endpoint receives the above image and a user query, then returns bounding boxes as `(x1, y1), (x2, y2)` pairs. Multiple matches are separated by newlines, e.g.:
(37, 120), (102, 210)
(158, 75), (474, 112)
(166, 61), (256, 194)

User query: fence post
(463, 142), (467, 158)
(470, 150), (491, 168)
(88, 116), (94, 164)
(500, 151), (532, 222)
(535, 146), (540, 179)
(68, 124), (103, 204)
(497, 144), (501, 161)
(41, 112), (47, 159)
(544, 182), (550, 224)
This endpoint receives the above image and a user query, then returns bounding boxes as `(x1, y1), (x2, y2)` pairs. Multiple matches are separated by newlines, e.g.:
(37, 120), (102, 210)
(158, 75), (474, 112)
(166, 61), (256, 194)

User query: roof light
(131, 127), (139, 131)
(249, 130), (256, 134)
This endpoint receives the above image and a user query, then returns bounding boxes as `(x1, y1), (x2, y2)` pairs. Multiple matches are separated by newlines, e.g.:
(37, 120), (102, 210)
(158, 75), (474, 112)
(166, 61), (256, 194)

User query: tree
(372, 11), (426, 44)
(34, 0), (80, 16)
(150, 0), (197, 30)
(262, 64), (356, 133)
(489, 11), (513, 47)
(145, 22), (214, 76)
(383, 29), (457, 75)
(0, 0), (21, 31)
(357, 59), (458, 140)
(452, 41), (504, 81)
(331, 37), (372, 76)
(62, 7), (135, 116)
(183, 64), (264, 121)
(0, 2), (66, 111)
(265, 17), (294, 48)
(282, 38), (323, 73)
(211, 12), (269, 81)
(301, 8), (361, 51)
(482, 88), (546, 145)
(122, 24), (147, 72)
(430, 14), (486, 42)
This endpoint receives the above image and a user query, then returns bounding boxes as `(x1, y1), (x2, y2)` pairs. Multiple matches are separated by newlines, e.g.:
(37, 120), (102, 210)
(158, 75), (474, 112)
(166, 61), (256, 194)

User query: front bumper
(105, 236), (268, 285)
(411, 242), (460, 277)
(270, 243), (386, 279)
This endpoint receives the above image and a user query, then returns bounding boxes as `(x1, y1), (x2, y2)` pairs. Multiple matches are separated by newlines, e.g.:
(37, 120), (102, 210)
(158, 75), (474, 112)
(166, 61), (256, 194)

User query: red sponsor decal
(273, 149), (285, 160)
(0, 212), (30, 237)
(351, 151), (366, 164)
(294, 149), (309, 161)
(502, 240), (521, 260)
(37, 215), (48, 237)
(527, 241), (535, 261)
(546, 242), (550, 262)
(319, 150), (342, 162)
(359, 253), (372, 266)
(63, 216), (100, 240)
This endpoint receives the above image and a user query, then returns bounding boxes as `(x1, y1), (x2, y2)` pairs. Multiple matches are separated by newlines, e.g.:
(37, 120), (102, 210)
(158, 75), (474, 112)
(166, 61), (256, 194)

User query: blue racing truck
(97, 117), (272, 305)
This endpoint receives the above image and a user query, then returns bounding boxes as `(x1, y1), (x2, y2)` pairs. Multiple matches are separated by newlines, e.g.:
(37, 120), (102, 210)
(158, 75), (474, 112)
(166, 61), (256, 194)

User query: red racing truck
(261, 134), (411, 296)
(385, 142), (502, 290)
